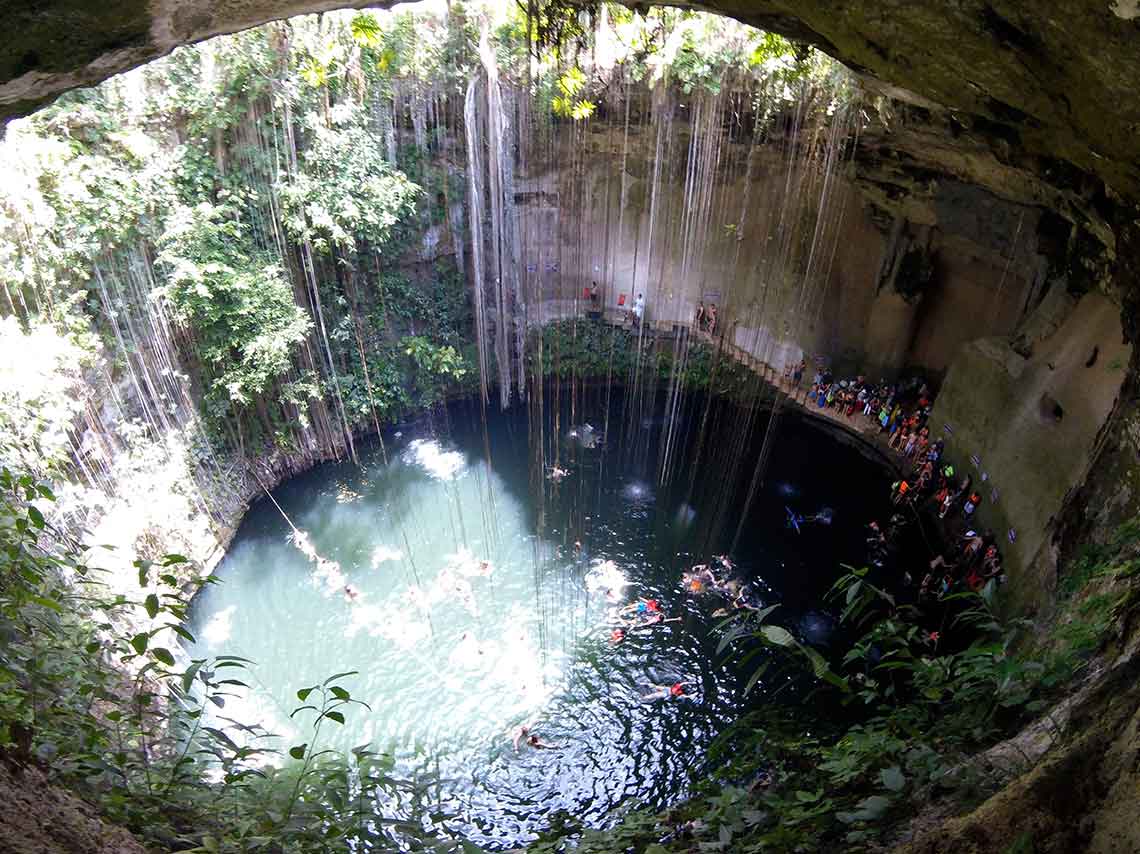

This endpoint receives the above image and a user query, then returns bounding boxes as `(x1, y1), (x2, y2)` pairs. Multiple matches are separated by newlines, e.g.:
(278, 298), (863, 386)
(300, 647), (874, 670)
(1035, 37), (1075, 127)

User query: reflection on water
(187, 394), (903, 849)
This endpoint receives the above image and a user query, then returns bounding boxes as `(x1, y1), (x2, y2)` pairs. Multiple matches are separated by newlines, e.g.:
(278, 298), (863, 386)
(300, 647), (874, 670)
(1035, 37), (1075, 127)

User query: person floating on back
(643, 681), (689, 701)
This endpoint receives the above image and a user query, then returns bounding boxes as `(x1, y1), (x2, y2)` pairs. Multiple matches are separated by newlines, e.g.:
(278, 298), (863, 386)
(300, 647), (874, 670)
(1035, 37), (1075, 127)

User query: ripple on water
(187, 400), (905, 849)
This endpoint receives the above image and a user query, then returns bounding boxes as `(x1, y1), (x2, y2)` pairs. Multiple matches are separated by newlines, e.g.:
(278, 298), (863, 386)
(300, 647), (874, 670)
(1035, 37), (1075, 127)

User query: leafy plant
(0, 469), (468, 851)
(158, 201), (312, 411)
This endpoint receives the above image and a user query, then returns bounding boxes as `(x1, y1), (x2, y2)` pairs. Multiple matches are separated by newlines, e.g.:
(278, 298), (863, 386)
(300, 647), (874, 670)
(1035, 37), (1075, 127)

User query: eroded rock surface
(4, 1), (1140, 206)
(0, 763), (148, 854)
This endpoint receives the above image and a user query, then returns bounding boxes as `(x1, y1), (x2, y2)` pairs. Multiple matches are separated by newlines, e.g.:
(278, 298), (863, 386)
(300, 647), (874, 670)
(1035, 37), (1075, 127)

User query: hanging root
(249, 465), (347, 596)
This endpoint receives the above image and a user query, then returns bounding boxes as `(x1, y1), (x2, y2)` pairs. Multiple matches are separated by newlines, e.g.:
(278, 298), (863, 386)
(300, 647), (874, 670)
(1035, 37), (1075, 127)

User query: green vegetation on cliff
(3, 3), (1134, 853)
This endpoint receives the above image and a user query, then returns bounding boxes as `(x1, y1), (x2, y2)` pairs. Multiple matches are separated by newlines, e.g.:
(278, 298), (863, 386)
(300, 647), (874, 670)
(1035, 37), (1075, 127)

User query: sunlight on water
(406, 437), (467, 480)
(189, 438), (590, 764)
(185, 398), (907, 849)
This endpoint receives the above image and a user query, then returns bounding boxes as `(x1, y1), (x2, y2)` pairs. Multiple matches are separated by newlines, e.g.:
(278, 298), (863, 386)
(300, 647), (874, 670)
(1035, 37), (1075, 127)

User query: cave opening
(2, 1), (1136, 852)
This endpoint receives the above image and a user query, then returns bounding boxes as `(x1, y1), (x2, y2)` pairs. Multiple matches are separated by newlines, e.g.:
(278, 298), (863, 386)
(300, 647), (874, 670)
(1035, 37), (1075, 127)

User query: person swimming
(510, 723), (556, 751)
(808, 507), (834, 525)
(684, 563), (720, 593)
(619, 598), (661, 617)
(786, 507), (804, 534)
(633, 612), (681, 628)
(643, 681), (689, 701)
(343, 584), (360, 601)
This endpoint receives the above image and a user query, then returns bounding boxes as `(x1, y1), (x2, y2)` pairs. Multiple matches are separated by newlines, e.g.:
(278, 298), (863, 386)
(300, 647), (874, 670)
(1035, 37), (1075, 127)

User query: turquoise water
(187, 392), (901, 847)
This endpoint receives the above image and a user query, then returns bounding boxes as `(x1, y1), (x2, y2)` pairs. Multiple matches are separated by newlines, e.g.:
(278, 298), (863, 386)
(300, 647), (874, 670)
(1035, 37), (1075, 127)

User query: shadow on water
(186, 384), (920, 849)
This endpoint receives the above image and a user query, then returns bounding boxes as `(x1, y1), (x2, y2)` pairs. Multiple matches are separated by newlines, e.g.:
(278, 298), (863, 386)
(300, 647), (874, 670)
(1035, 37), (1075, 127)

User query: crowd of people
(681, 555), (766, 617)
(513, 361), (1012, 753)
(777, 358), (1007, 600)
(826, 371), (1009, 600)
(783, 363), (937, 437)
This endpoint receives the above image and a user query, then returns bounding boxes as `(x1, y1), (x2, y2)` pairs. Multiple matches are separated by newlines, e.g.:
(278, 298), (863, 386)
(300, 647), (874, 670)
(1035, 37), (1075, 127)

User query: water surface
(187, 390), (904, 847)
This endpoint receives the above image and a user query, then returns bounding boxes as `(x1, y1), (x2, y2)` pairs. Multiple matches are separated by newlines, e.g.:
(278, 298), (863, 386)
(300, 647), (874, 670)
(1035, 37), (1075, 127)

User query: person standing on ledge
(707, 303), (718, 335)
(633, 292), (645, 328)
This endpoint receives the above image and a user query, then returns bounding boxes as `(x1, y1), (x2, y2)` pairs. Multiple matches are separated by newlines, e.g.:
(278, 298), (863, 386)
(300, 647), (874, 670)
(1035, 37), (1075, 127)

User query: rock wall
(929, 291), (1131, 615)
(5, 1), (1140, 213)
(516, 120), (1044, 382)
(0, 764), (147, 854)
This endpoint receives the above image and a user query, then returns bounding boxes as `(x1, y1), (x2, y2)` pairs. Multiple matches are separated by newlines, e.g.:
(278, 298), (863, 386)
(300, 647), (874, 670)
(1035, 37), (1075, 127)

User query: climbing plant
(158, 201), (312, 412)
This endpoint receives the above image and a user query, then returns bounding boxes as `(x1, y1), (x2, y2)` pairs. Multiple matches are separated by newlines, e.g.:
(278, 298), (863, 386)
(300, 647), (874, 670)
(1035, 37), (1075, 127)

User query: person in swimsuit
(619, 598), (661, 617)
(643, 682), (689, 701)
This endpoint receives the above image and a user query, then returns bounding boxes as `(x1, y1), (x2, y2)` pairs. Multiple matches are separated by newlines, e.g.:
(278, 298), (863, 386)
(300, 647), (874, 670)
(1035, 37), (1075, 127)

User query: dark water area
(187, 385), (925, 849)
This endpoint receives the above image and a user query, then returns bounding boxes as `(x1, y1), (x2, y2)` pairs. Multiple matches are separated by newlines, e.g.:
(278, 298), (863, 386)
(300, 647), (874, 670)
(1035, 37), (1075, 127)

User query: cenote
(186, 387), (918, 848)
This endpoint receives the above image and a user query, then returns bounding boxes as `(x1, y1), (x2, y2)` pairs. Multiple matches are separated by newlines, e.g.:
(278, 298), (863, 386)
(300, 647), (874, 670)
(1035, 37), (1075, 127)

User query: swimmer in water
(643, 682), (689, 701)
(733, 595), (761, 612)
(786, 507), (804, 533)
(610, 628), (625, 644)
(510, 724), (532, 752)
(527, 734), (557, 749)
(618, 598), (661, 617)
(632, 612), (682, 628)
(684, 563), (720, 591)
(343, 585), (359, 601)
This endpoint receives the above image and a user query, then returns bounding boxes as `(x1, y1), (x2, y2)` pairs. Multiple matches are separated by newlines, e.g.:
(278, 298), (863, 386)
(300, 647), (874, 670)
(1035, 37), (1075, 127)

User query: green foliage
(533, 319), (755, 399)
(551, 67), (596, 120)
(1046, 518), (1140, 662)
(278, 121), (420, 255)
(402, 335), (470, 405)
(349, 12), (383, 48)
(0, 466), (468, 851)
(158, 202), (312, 409)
